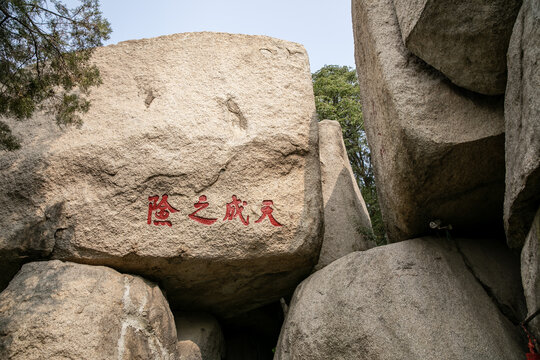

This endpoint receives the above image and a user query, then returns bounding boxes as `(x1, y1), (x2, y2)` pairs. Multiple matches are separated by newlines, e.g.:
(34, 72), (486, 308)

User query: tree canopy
(312, 65), (385, 244)
(0, 0), (111, 150)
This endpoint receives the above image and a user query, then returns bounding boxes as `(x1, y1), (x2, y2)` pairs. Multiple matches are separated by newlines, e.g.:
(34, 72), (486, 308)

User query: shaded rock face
(393, 0), (521, 95)
(223, 301), (284, 360)
(175, 312), (225, 360)
(0, 32), (323, 316)
(274, 237), (524, 360)
(0, 260), (177, 360)
(0, 201), (63, 292)
(455, 237), (527, 323)
(352, 0), (505, 242)
(315, 120), (374, 270)
(522, 207), (540, 340)
(225, 330), (275, 360)
(504, 0), (540, 248)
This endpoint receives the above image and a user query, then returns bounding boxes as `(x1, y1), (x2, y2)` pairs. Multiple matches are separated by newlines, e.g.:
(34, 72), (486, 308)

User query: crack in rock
(453, 239), (519, 325)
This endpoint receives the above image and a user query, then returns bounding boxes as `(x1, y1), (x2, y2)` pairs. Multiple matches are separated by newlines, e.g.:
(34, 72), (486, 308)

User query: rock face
(315, 120), (374, 270)
(504, 0), (540, 248)
(0, 32), (323, 316)
(274, 237), (524, 360)
(0, 260), (177, 360)
(175, 312), (225, 360)
(352, 0), (505, 242)
(522, 207), (540, 340)
(393, 0), (521, 95)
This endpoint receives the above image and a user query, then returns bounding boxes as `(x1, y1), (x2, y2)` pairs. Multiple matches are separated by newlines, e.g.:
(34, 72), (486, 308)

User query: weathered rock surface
(504, 0), (540, 248)
(0, 32), (323, 316)
(393, 0), (521, 95)
(352, 0), (505, 242)
(274, 237), (524, 360)
(522, 207), (540, 340)
(0, 260), (177, 360)
(175, 312), (225, 360)
(315, 120), (374, 270)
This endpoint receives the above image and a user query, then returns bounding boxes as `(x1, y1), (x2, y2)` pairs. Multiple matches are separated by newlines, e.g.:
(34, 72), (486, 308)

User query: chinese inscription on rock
(147, 194), (282, 227)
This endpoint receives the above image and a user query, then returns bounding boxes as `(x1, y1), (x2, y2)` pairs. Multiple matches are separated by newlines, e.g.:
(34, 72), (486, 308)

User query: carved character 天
(255, 200), (282, 226)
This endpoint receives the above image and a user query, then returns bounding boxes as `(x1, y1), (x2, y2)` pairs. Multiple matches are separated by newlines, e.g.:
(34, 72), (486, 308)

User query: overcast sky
(95, 0), (355, 72)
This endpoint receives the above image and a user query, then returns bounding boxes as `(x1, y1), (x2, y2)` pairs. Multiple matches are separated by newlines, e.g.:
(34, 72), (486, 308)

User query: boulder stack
(352, 0), (505, 242)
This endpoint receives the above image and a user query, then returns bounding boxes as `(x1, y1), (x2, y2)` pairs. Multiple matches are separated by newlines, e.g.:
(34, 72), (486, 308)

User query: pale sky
(95, 0), (355, 72)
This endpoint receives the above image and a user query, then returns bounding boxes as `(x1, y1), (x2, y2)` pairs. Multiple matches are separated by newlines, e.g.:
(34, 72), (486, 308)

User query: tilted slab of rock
(275, 237), (524, 360)
(175, 312), (225, 360)
(522, 207), (540, 340)
(392, 0), (521, 95)
(504, 0), (540, 248)
(315, 120), (374, 270)
(352, 0), (505, 242)
(0, 260), (177, 360)
(0, 32), (323, 316)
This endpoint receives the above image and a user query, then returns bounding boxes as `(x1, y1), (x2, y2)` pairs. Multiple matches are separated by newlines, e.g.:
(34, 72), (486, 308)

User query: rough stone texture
(522, 207), (540, 340)
(175, 312), (225, 360)
(504, 0), (540, 248)
(274, 237), (524, 360)
(315, 120), (374, 270)
(393, 0), (521, 95)
(0, 32), (323, 316)
(0, 260), (177, 360)
(352, 0), (505, 242)
(455, 238), (527, 323)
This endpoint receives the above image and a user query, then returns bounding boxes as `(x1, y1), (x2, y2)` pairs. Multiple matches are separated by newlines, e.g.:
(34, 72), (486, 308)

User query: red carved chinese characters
(147, 194), (178, 227)
(146, 194), (283, 227)
(255, 200), (282, 227)
(188, 195), (217, 225)
(223, 195), (249, 225)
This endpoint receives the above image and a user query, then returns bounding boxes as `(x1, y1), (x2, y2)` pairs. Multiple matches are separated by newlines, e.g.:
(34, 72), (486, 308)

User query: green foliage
(0, 120), (20, 150)
(0, 0), (111, 150)
(312, 65), (386, 245)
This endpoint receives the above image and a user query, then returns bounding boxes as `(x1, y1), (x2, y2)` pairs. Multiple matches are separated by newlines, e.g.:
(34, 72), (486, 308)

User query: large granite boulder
(175, 312), (225, 360)
(504, 0), (540, 248)
(0, 260), (177, 360)
(393, 0), (521, 95)
(315, 120), (374, 270)
(0, 32), (323, 316)
(352, 0), (505, 242)
(274, 237), (524, 360)
(522, 207), (540, 340)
